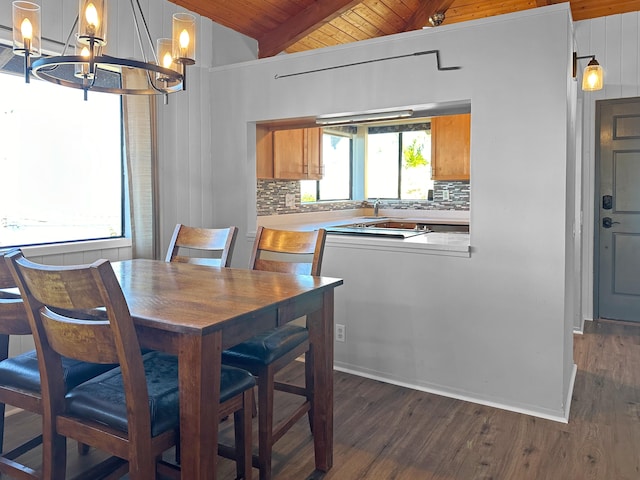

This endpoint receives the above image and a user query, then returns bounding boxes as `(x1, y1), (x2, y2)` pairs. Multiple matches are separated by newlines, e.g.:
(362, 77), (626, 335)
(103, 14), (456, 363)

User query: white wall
(575, 12), (640, 324)
(209, 5), (576, 420)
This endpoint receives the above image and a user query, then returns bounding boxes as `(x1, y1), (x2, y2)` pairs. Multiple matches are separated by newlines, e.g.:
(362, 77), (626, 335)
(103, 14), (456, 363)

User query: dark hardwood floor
(3, 319), (640, 479)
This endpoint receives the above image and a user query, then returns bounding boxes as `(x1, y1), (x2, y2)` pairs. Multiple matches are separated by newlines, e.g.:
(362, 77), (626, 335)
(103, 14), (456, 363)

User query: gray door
(597, 97), (640, 322)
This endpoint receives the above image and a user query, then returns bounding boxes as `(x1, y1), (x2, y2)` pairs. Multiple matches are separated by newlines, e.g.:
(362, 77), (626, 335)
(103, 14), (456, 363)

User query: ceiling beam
(257, 0), (362, 58)
(404, 0), (456, 31)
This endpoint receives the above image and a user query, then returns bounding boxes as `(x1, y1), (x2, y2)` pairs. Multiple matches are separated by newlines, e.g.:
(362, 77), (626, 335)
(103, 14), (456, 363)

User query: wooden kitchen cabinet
(256, 126), (323, 180)
(273, 127), (323, 180)
(430, 113), (471, 181)
(256, 125), (274, 179)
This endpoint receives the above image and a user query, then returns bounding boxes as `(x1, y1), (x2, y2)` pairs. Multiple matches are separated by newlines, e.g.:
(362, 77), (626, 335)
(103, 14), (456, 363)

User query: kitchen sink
(370, 221), (469, 233)
(325, 225), (427, 238)
(326, 218), (469, 238)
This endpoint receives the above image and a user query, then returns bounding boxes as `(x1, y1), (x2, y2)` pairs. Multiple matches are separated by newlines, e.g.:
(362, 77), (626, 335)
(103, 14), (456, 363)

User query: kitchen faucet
(374, 198), (381, 217)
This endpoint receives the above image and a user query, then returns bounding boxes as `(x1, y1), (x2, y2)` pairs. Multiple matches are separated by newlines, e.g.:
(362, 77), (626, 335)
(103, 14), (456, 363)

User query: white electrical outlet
(335, 324), (346, 342)
(285, 193), (296, 208)
(442, 190), (450, 201)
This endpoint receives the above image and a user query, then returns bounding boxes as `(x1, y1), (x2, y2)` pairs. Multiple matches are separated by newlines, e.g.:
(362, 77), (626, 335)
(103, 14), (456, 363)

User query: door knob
(602, 217), (620, 229)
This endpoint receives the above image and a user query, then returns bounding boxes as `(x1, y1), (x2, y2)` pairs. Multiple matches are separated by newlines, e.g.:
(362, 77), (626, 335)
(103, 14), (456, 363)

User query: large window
(301, 121), (433, 204)
(0, 70), (124, 248)
(301, 131), (352, 202)
(366, 123), (432, 200)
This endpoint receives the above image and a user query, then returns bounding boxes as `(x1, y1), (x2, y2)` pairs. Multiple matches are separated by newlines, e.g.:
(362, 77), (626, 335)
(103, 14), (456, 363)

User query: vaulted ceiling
(168, 0), (636, 58)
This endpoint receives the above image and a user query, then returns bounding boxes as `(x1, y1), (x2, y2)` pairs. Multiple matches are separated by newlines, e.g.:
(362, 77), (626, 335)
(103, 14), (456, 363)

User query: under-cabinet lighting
(316, 109), (414, 125)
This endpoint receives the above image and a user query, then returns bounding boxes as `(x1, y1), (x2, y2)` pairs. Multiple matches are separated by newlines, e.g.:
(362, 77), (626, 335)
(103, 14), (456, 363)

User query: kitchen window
(366, 123), (433, 200)
(301, 130), (353, 202)
(301, 121), (433, 203)
(0, 69), (124, 248)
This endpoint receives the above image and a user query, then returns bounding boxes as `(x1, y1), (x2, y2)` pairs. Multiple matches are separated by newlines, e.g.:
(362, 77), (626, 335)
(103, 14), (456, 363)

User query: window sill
(21, 237), (132, 257)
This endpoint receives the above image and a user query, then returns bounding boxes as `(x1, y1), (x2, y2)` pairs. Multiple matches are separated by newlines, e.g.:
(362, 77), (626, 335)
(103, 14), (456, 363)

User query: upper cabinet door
(431, 113), (471, 181)
(256, 125), (274, 179)
(304, 127), (322, 180)
(273, 128), (323, 180)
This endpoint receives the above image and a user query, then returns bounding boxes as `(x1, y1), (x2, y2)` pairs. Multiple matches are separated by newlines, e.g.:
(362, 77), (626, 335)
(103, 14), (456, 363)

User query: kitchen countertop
(257, 209), (471, 257)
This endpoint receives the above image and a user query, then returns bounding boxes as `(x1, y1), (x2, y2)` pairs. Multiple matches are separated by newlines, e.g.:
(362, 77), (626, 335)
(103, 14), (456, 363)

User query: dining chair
(165, 224), (239, 267)
(5, 250), (256, 480)
(221, 226), (327, 480)
(0, 250), (118, 480)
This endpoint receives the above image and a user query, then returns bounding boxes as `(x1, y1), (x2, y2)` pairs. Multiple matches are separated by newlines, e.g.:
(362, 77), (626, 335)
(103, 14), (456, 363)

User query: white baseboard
(333, 363), (575, 424)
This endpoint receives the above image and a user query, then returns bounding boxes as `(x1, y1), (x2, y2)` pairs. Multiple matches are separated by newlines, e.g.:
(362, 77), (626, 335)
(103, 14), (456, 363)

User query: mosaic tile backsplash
(257, 179), (470, 216)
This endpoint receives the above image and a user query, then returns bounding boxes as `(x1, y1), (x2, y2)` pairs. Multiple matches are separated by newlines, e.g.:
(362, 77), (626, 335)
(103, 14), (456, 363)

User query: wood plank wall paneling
(575, 11), (640, 325)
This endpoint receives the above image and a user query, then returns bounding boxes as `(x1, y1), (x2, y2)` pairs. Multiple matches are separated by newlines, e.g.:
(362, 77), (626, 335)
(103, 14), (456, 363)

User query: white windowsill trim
(20, 237), (132, 257)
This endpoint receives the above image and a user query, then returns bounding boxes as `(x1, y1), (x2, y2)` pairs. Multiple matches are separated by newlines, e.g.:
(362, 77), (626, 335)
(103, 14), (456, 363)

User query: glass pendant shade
(582, 60), (603, 91)
(74, 44), (93, 79)
(172, 13), (196, 64)
(156, 38), (181, 83)
(157, 39), (175, 70)
(12, 1), (41, 57)
(78, 0), (107, 46)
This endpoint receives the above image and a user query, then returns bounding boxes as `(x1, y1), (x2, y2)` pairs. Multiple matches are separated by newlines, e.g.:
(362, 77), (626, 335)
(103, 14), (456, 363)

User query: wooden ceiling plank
(351, 4), (403, 34)
(288, 37), (329, 53)
(288, 23), (357, 52)
(319, 15), (371, 39)
(169, 0), (280, 37)
(258, 0), (364, 58)
(364, 1), (411, 30)
(318, 19), (365, 42)
(445, 0), (539, 24)
(343, 10), (389, 36)
(259, 0), (315, 19)
(570, 0), (640, 21)
(444, 0), (534, 22)
(390, 0), (420, 19)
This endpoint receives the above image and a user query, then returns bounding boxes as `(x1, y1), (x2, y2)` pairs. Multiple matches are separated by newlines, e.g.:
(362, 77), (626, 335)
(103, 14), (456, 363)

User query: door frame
(592, 96), (640, 321)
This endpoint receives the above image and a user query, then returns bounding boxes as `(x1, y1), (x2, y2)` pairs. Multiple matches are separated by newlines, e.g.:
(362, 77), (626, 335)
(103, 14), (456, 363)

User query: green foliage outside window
(403, 138), (428, 168)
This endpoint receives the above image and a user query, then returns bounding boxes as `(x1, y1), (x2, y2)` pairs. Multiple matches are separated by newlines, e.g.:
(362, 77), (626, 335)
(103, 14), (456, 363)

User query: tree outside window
(367, 124), (432, 200)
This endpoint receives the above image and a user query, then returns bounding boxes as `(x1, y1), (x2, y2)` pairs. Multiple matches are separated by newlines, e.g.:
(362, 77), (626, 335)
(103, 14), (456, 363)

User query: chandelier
(11, 0), (196, 102)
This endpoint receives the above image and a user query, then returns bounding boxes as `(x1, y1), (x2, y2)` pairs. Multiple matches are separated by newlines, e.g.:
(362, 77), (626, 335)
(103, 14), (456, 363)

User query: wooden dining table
(111, 258), (343, 480)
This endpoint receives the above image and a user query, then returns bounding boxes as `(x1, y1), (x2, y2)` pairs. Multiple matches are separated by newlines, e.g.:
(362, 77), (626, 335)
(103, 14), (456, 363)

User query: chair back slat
(0, 299), (31, 335)
(16, 262), (106, 312)
(253, 258), (312, 275)
(40, 308), (119, 364)
(250, 227), (326, 276)
(165, 224), (238, 268)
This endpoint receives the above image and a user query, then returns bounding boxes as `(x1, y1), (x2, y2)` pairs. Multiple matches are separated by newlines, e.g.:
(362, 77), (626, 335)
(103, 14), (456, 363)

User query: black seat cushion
(220, 365), (256, 403)
(65, 351), (180, 437)
(0, 349), (116, 393)
(65, 352), (255, 437)
(222, 324), (308, 367)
